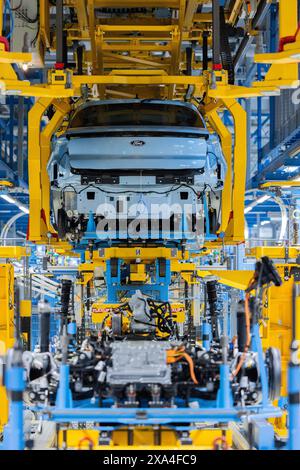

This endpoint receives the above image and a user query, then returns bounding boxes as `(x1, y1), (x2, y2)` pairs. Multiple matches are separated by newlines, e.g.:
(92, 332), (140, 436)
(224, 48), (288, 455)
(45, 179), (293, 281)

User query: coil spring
(61, 279), (72, 317)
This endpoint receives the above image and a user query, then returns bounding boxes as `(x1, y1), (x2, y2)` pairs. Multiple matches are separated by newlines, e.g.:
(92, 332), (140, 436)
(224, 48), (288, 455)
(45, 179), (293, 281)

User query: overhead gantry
(3, 0), (294, 247)
(0, 0), (300, 451)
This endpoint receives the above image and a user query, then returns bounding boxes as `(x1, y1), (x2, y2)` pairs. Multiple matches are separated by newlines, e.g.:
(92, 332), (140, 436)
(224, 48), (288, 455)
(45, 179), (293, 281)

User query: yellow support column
(261, 268), (294, 396)
(40, 99), (71, 232)
(222, 98), (247, 242)
(294, 283), (300, 344)
(39, 0), (50, 43)
(207, 109), (233, 234)
(279, 0), (298, 44)
(28, 98), (70, 241)
(254, 0), (299, 88)
(0, 1), (3, 36)
(0, 264), (14, 431)
(28, 97), (54, 241)
(276, 0), (298, 83)
(0, 264), (15, 350)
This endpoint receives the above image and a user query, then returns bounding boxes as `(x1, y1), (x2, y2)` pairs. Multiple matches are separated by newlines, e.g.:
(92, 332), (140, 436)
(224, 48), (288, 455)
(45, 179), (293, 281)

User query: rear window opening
(69, 101), (205, 129)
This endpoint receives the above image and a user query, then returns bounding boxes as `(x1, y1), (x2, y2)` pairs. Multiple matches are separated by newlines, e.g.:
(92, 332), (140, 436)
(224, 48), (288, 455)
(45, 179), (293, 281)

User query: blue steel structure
(2, 342), (25, 451)
(33, 406), (282, 426)
(105, 257), (171, 303)
(0, 67), (43, 237)
(0, 260), (287, 451)
(0, 214), (291, 451)
(288, 342), (300, 450)
(55, 365), (73, 410)
(250, 3), (300, 187)
(0, 93), (30, 236)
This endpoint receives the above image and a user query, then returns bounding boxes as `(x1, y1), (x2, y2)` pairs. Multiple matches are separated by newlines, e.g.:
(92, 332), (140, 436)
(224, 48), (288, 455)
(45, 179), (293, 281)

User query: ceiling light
(0, 194), (29, 214)
(1, 194), (16, 204)
(260, 90), (280, 97)
(283, 166), (299, 173)
(289, 147), (300, 158)
(18, 205), (29, 214)
(256, 195), (271, 204)
(245, 194), (271, 214)
(5, 90), (22, 95)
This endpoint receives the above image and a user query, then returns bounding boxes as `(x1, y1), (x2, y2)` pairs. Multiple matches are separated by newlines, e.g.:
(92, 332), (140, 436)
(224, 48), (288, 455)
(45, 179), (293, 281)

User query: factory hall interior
(1, 0), (300, 454)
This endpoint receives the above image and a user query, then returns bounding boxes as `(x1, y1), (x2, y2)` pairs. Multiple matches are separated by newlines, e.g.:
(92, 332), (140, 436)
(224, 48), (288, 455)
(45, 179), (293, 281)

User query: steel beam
(56, 0), (64, 67)
(212, 0), (221, 68)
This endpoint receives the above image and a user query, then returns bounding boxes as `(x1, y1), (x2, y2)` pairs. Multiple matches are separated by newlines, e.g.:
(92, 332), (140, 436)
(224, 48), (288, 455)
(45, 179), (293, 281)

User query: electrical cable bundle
(148, 300), (176, 337)
(10, 0), (40, 46)
(108, 298), (176, 338)
(206, 280), (219, 339)
(12, 1), (38, 23)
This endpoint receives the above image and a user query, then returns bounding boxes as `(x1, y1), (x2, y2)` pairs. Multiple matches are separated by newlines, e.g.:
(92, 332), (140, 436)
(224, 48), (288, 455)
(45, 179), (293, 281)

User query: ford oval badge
(131, 140), (145, 147)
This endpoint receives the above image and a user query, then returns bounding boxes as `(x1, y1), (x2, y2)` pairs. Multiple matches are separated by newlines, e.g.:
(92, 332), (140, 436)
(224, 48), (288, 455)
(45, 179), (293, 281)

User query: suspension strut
(206, 281), (219, 339)
(60, 279), (72, 332)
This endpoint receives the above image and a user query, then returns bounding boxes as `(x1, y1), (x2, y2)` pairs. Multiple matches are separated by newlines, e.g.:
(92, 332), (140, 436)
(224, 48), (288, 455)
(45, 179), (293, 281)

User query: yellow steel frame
(79, 248), (198, 278)
(246, 246), (300, 260)
(203, 270), (253, 291)
(0, 245), (31, 431)
(0, 264), (14, 353)
(206, 98), (247, 242)
(261, 267), (294, 397)
(0, 1), (299, 448)
(39, 0), (51, 51)
(223, 98), (247, 242)
(0, 246), (31, 258)
(260, 181), (300, 189)
(0, 264), (14, 432)
(24, 83), (248, 244)
(246, 247), (300, 400)
(227, 0), (243, 26)
(206, 107), (232, 235)
(28, 98), (71, 242)
(57, 427), (232, 450)
(254, 0), (300, 89)
(95, 247), (187, 262)
(0, 0), (2, 36)
(0, 72), (288, 100)
(0, 1), (298, 100)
